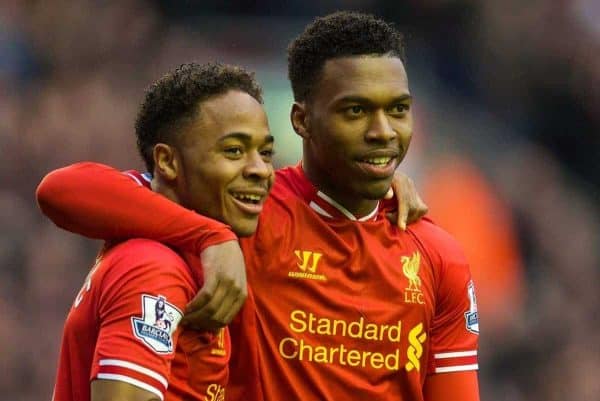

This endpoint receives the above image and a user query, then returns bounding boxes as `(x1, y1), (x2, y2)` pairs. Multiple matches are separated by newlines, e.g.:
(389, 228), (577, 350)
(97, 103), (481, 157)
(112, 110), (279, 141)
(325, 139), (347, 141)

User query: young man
(47, 62), (275, 401)
(38, 12), (477, 401)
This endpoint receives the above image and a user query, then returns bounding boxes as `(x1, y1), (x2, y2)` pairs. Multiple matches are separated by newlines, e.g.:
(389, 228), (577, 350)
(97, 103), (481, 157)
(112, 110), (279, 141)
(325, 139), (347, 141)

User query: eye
(344, 105), (365, 118)
(224, 146), (244, 158)
(260, 148), (275, 161)
(388, 103), (410, 116)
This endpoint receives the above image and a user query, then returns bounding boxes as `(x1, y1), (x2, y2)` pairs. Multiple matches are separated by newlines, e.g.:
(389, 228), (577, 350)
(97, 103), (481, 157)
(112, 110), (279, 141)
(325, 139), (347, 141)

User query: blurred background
(1, 1), (598, 400)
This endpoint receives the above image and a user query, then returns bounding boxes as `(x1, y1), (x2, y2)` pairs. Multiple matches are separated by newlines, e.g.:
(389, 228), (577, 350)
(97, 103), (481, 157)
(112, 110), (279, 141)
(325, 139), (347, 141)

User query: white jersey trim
(96, 373), (164, 400)
(123, 172), (143, 186)
(435, 363), (479, 373)
(309, 201), (334, 218)
(315, 191), (379, 221)
(99, 359), (168, 388)
(434, 350), (478, 359)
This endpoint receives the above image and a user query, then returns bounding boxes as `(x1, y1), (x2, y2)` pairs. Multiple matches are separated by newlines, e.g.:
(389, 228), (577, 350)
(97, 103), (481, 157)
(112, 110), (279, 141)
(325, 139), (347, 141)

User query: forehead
(187, 90), (269, 142)
(315, 56), (409, 103)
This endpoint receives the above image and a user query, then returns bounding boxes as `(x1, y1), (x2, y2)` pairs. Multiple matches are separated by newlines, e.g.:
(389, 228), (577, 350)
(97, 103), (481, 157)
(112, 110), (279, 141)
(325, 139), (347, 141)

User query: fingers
(181, 240), (247, 330)
(398, 198), (409, 231)
(182, 276), (246, 330)
(406, 193), (428, 224)
(384, 187), (394, 200)
(185, 274), (218, 313)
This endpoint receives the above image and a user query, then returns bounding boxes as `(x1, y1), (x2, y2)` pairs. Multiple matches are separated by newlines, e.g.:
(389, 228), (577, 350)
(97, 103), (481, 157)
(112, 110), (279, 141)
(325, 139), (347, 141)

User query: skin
(152, 90), (275, 237)
(292, 55), (413, 217)
(91, 89), (274, 401)
(91, 380), (160, 401)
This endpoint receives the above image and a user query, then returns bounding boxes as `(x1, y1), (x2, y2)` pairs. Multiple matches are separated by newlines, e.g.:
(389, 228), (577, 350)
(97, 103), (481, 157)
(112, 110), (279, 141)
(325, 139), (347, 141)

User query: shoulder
(270, 167), (304, 201)
(98, 239), (196, 305)
(259, 167), (305, 222)
(103, 239), (189, 278)
(407, 217), (468, 267)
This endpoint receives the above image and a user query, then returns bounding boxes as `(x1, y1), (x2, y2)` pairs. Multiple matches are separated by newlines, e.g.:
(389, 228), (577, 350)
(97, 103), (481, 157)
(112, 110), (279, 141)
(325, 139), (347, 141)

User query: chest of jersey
(244, 204), (437, 397)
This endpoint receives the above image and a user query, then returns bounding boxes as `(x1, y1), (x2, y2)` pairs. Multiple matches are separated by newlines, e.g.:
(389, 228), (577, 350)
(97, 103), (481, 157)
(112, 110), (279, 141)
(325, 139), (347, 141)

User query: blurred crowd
(1, 1), (598, 400)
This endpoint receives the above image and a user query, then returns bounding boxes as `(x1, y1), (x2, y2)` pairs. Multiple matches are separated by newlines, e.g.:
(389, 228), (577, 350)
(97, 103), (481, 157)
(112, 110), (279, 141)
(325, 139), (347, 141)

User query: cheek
(393, 118), (413, 139)
(321, 119), (366, 146)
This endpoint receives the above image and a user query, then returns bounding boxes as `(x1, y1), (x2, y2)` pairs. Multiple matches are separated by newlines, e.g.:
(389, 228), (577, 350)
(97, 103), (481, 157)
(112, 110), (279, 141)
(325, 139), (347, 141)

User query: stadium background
(1, 1), (598, 400)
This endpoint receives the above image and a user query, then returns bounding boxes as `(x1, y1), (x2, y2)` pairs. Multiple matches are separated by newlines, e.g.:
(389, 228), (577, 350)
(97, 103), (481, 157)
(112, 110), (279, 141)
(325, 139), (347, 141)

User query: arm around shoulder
(36, 162), (237, 253)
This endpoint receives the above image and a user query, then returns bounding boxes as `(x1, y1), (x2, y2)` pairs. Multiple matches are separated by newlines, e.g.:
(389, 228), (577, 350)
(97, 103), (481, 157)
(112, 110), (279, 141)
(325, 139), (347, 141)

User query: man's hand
(181, 240), (247, 331)
(385, 171), (428, 230)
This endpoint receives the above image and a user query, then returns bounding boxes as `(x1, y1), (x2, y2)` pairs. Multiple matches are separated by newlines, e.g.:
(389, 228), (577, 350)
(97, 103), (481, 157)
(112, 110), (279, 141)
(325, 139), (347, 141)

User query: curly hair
(135, 62), (263, 171)
(287, 11), (406, 102)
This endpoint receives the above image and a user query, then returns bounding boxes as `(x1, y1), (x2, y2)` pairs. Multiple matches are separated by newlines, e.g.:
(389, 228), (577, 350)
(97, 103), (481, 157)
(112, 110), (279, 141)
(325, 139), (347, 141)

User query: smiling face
(171, 90), (274, 237)
(294, 55), (413, 215)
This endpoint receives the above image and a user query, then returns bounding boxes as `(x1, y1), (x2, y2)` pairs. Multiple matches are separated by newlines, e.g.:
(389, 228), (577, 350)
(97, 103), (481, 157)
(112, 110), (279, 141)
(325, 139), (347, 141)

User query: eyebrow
(218, 132), (274, 144)
(335, 94), (412, 106)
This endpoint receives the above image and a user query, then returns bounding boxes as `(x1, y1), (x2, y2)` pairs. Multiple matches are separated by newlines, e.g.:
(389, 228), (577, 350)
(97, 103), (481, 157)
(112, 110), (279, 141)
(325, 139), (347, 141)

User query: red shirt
(228, 165), (479, 401)
(52, 239), (230, 401)
(39, 162), (479, 401)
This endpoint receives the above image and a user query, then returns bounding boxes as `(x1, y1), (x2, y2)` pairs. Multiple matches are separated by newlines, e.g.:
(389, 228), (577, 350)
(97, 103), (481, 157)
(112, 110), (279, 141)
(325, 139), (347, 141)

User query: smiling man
(225, 12), (480, 400)
(37, 12), (476, 401)
(49, 63), (274, 401)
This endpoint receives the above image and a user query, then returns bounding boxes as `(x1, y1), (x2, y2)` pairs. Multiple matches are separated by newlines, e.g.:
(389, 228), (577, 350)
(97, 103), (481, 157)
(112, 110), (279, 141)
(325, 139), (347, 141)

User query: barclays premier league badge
(131, 294), (183, 353)
(464, 281), (479, 335)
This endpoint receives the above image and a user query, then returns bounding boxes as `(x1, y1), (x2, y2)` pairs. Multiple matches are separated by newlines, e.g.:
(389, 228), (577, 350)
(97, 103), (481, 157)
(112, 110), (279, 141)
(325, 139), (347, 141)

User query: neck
(151, 177), (181, 206)
(302, 156), (379, 219)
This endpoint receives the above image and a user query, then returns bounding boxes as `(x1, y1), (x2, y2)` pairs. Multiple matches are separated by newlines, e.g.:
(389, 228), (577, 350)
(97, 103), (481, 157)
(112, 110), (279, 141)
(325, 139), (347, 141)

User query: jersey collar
(295, 163), (380, 222)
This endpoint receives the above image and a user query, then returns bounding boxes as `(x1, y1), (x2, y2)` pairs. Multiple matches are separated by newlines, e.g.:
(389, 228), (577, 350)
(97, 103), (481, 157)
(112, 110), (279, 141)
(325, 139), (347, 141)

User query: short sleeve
(91, 239), (195, 400)
(427, 233), (479, 375)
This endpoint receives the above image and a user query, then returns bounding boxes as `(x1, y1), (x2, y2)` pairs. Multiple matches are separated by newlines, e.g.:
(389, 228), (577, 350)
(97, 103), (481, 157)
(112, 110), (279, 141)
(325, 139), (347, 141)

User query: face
(298, 56), (413, 215)
(174, 90), (274, 237)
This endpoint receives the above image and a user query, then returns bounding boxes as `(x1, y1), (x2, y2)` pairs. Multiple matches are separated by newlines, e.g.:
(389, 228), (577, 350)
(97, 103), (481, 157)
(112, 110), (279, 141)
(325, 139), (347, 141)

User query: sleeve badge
(464, 280), (479, 335)
(131, 294), (183, 353)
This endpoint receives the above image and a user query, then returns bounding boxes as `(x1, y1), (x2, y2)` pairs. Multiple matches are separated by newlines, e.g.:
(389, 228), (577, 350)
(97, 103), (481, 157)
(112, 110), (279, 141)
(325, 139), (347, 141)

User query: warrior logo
(288, 250), (327, 281)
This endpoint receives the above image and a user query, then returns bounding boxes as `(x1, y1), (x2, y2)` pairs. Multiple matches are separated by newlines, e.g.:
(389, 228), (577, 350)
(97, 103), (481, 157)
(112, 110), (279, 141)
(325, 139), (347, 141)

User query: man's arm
(410, 221), (480, 400)
(36, 162), (246, 329)
(91, 380), (161, 401)
(36, 162), (236, 252)
(423, 371), (480, 401)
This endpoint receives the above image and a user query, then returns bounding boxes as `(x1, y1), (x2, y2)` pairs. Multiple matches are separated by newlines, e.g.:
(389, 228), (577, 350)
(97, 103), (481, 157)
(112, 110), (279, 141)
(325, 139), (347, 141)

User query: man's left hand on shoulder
(385, 171), (428, 230)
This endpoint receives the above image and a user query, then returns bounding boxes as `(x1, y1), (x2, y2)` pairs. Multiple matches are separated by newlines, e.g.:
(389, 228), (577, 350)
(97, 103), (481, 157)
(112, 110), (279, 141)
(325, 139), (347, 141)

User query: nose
(365, 110), (397, 143)
(243, 151), (272, 180)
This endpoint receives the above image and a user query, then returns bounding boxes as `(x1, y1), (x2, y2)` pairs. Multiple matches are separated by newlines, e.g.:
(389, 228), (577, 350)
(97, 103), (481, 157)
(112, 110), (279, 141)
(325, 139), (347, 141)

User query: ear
(290, 102), (311, 140)
(153, 143), (179, 181)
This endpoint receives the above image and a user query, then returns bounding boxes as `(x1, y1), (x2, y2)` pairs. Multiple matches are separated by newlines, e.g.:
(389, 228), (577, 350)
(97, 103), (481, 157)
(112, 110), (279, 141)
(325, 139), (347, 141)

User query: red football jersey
(39, 162), (478, 400)
(228, 165), (479, 401)
(52, 238), (230, 401)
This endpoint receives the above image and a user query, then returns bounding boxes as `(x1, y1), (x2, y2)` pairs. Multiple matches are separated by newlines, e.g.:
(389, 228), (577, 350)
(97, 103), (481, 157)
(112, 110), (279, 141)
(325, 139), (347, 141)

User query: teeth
(363, 157), (392, 165)
(233, 194), (262, 203)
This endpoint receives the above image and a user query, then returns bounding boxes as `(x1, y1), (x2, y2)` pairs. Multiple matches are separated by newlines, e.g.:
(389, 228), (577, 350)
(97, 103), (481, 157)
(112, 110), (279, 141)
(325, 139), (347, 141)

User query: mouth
(355, 151), (399, 178)
(229, 189), (268, 215)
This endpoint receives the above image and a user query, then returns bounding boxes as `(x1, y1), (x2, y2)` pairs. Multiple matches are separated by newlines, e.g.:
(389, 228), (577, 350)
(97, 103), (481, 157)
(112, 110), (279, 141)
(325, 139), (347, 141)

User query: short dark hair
(135, 62), (263, 171)
(287, 11), (406, 102)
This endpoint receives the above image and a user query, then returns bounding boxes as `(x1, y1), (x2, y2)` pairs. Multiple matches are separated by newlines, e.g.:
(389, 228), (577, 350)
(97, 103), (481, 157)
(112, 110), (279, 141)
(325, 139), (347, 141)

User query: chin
(232, 220), (259, 237)
(360, 181), (392, 200)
